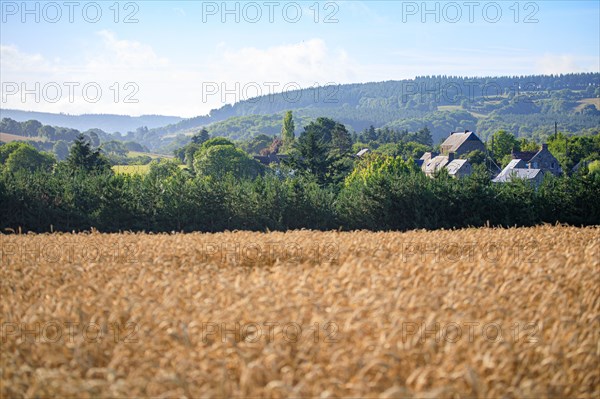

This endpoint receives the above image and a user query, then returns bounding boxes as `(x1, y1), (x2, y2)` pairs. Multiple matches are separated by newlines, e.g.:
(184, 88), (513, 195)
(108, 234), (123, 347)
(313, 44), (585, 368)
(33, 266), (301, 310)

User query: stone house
(421, 152), (472, 178)
(446, 159), (472, 178)
(440, 131), (485, 157)
(511, 144), (561, 176)
(492, 159), (544, 186)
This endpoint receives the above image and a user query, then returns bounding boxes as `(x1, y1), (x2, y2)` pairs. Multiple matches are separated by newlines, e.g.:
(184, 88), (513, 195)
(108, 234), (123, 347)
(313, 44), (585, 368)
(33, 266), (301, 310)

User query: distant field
(575, 98), (600, 112)
(468, 111), (489, 118)
(436, 106), (489, 119)
(1, 226), (598, 397)
(162, 131), (196, 139)
(127, 151), (173, 159)
(437, 105), (463, 112)
(112, 164), (151, 175)
(113, 164), (186, 175)
(0, 132), (46, 143)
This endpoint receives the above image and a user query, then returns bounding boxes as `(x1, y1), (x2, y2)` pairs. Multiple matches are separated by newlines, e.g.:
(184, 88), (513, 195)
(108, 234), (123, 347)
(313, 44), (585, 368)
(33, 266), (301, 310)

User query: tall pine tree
(66, 134), (110, 173)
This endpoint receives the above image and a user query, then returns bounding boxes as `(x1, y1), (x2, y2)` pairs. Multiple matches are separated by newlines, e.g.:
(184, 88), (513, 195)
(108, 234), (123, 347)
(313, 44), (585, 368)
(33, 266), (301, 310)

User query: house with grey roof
(355, 148), (370, 157)
(420, 151), (439, 164)
(492, 159), (545, 186)
(446, 159), (472, 178)
(493, 143), (561, 186)
(422, 152), (473, 178)
(511, 144), (561, 176)
(440, 130), (485, 157)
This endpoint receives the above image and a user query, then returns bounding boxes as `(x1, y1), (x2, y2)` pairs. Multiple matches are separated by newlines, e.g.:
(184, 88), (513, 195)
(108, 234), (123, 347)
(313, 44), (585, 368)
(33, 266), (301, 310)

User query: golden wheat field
(1, 226), (599, 398)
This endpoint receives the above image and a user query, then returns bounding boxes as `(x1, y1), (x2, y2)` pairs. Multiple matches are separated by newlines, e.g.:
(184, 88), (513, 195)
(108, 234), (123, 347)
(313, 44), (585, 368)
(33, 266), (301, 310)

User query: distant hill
(150, 73), (599, 149)
(0, 109), (183, 134)
(2, 73), (598, 152)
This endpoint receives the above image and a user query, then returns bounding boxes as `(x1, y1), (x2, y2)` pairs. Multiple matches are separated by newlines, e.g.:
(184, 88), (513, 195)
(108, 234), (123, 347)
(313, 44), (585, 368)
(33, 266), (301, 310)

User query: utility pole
(555, 121), (558, 140)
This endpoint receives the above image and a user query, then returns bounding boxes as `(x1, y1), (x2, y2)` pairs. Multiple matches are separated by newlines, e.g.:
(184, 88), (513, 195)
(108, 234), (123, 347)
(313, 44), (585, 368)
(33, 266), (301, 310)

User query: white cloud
(211, 39), (358, 87)
(1, 35), (362, 117)
(0, 45), (53, 73)
(535, 54), (589, 75)
(89, 30), (169, 70)
(1, 33), (175, 116)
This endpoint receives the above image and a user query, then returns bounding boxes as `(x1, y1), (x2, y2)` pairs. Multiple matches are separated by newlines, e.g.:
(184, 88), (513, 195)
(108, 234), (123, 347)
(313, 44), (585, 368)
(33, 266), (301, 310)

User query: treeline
(1, 157), (598, 233)
(1, 118), (84, 142)
(0, 118), (154, 163)
(476, 113), (600, 142)
(0, 109), (182, 134)
(1, 114), (599, 233)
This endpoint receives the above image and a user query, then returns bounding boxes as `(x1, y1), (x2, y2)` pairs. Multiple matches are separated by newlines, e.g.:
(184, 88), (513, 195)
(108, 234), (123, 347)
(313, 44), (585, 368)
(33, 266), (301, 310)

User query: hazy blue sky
(1, 0), (599, 117)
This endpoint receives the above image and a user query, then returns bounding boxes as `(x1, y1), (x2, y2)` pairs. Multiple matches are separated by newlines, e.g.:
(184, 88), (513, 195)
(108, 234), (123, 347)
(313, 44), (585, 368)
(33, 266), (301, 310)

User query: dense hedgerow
(0, 162), (599, 232)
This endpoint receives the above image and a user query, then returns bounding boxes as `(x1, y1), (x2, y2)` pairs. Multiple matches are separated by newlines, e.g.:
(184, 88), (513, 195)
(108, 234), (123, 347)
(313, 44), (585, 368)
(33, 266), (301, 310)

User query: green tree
(101, 141), (128, 157)
(242, 134), (273, 155)
(412, 127), (433, 147)
(202, 137), (235, 149)
(193, 144), (263, 179)
(304, 117), (338, 143)
(331, 123), (352, 154)
(147, 159), (182, 180)
(39, 125), (57, 141)
(0, 142), (26, 163)
(184, 143), (202, 168)
(22, 120), (42, 137)
(399, 142), (431, 159)
(192, 128), (210, 145)
(287, 124), (332, 185)
(281, 111), (295, 151)
(88, 131), (101, 147)
(66, 134), (110, 173)
(53, 140), (69, 161)
(376, 143), (400, 157)
(490, 130), (519, 162)
(3, 143), (55, 173)
(588, 160), (600, 176)
(0, 118), (22, 135)
(463, 150), (486, 165)
(518, 138), (539, 152)
(365, 125), (378, 142)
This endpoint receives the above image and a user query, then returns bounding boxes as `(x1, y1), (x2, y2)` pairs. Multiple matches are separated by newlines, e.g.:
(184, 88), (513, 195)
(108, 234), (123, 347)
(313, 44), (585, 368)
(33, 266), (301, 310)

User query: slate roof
(492, 164), (543, 183)
(356, 148), (370, 157)
(446, 159), (469, 176)
(440, 131), (482, 153)
(420, 151), (439, 160)
(504, 159), (527, 170)
(424, 155), (450, 174)
(511, 151), (537, 163)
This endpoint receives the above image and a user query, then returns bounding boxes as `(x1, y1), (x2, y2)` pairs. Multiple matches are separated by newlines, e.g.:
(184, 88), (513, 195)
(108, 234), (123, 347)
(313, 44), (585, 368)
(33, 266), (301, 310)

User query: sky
(1, 0), (599, 118)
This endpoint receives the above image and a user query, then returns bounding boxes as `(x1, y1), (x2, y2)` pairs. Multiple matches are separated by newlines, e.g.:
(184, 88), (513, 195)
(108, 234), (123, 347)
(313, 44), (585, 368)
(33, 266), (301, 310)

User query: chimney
(464, 130), (469, 134)
(541, 143), (548, 151)
(448, 152), (455, 162)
